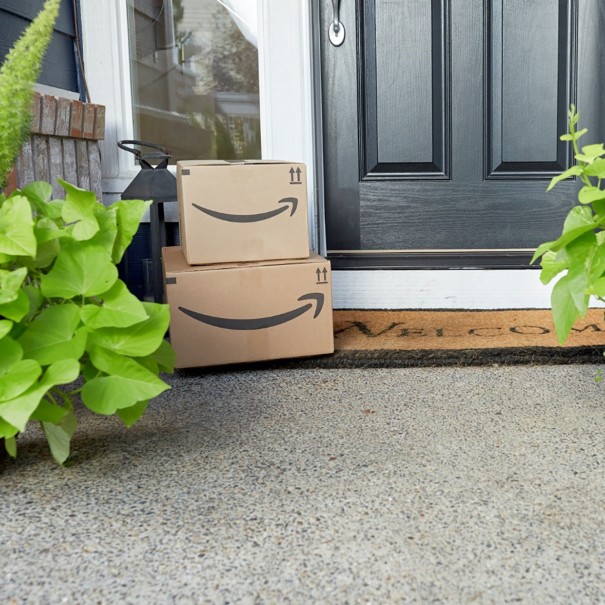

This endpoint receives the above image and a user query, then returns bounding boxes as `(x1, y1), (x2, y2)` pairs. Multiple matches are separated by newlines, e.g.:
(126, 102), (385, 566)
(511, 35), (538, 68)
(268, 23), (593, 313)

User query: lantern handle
(118, 140), (172, 166)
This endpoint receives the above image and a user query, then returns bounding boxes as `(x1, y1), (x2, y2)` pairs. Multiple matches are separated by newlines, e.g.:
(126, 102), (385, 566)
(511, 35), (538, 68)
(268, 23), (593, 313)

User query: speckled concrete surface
(2, 365), (605, 604)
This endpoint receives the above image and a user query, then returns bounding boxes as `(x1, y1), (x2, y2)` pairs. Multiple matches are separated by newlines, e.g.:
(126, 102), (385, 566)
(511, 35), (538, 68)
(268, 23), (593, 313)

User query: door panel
(487, 0), (573, 176)
(320, 0), (604, 268)
(375, 1), (433, 164)
(363, 0), (448, 176)
(360, 180), (575, 250)
(500, 0), (559, 163)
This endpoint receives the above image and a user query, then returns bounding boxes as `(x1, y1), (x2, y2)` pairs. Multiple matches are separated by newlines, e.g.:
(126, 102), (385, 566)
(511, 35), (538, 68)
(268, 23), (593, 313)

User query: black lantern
(118, 140), (177, 303)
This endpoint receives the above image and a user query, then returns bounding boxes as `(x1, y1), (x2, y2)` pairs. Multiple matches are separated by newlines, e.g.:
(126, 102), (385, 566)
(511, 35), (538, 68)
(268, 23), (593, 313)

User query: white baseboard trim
(332, 269), (605, 310)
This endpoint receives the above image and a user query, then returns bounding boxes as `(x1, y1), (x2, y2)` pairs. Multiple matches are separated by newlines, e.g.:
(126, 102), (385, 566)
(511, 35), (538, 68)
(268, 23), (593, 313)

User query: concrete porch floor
(2, 365), (605, 604)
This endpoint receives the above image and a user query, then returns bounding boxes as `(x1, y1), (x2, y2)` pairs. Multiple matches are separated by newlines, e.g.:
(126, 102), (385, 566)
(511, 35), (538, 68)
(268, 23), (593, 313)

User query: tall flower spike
(0, 0), (61, 189)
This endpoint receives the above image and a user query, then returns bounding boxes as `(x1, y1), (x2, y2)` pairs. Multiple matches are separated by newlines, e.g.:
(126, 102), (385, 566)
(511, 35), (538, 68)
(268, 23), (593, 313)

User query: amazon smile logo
(179, 293), (324, 330)
(192, 197), (298, 223)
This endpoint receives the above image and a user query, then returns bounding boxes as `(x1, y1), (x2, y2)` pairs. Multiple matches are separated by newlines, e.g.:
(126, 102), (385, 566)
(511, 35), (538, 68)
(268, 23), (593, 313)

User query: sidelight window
(126, 0), (261, 163)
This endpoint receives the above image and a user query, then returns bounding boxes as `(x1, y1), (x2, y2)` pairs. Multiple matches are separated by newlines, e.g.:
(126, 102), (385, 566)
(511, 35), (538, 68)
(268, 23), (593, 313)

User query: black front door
(320, 0), (605, 268)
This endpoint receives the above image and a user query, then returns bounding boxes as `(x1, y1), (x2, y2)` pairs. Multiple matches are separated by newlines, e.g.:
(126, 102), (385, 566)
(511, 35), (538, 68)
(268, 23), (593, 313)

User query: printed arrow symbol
(295, 167), (302, 181)
(298, 293), (324, 318)
(289, 167), (295, 181)
(279, 197), (298, 216)
(322, 267), (328, 280)
(192, 197), (297, 222)
(179, 292), (324, 330)
(316, 268), (321, 281)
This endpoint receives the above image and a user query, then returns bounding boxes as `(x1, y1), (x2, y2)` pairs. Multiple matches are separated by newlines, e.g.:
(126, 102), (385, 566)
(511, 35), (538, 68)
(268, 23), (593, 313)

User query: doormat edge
(178, 345), (605, 374)
(269, 346), (605, 369)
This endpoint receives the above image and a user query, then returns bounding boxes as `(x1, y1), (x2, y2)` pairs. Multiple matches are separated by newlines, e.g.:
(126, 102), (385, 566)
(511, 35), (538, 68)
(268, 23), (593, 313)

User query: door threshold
(331, 269), (605, 310)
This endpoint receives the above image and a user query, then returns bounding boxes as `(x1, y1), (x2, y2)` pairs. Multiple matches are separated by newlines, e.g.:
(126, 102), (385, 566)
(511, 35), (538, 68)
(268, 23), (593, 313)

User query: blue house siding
(0, 0), (80, 94)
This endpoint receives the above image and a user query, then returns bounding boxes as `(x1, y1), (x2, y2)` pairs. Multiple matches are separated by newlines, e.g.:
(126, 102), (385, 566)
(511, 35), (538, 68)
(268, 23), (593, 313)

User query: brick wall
(13, 93), (106, 200)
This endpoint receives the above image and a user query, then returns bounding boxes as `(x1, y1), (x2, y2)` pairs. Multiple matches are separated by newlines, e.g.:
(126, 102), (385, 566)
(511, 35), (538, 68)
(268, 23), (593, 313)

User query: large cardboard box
(177, 160), (310, 265)
(163, 247), (334, 368)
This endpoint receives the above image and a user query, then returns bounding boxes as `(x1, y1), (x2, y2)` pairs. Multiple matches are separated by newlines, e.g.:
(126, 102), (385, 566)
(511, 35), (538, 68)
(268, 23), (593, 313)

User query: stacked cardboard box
(163, 160), (334, 368)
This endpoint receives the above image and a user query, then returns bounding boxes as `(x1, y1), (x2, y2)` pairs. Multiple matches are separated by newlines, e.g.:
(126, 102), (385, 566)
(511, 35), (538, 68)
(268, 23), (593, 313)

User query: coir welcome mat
(189, 309), (605, 372)
(324, 309), (605, 367)
(308, 308), (605, 368)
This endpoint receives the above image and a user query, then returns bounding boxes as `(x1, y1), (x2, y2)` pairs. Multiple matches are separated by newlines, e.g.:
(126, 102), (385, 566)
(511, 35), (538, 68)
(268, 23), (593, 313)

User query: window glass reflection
(127, 0), (261, 163)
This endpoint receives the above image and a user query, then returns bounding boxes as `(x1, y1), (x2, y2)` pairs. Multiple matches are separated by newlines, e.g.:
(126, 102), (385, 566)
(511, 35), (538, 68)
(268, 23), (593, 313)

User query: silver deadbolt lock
(329, 0), (345, 46)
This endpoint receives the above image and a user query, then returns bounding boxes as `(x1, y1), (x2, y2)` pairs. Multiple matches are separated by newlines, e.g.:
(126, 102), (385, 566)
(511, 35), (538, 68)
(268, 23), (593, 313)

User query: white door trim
(257, 0), (321, 252)
(79, 0), (137, 190)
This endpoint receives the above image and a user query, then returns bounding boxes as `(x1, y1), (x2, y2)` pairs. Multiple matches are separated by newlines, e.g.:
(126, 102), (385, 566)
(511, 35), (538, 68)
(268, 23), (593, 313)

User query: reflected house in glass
(127, 0), (261, 163)
(128, 0), (212, 161)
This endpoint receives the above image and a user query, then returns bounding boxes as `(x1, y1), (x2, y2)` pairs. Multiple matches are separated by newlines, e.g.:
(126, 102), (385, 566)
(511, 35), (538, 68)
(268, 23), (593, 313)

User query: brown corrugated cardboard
(177, 160), (310, 264)
(163, 247), (334, 368)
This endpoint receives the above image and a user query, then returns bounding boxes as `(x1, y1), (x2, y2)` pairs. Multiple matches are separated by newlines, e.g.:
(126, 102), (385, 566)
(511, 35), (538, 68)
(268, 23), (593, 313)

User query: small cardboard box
(163, 247), (334, 368)
(177, 160), (310, 265)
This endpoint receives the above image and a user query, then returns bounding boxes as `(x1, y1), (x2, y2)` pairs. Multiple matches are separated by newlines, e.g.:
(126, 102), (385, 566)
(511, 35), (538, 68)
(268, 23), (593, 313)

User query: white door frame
(80, 0), (568, 309)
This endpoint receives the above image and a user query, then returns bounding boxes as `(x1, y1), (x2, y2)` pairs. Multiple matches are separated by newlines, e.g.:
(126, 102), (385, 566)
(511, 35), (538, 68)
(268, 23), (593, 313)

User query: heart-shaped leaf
(31, 399), (69, 423)
(41, 243), (118, 299)
(0, 195), (36, 257)
(577, 143), (605, 163)
(0, 267), (27, 304)
(87, 302), (169, 357)
(34, 217), (66, 245)
(561, 231), (597, 266)
(117, 399), (149, 428)
(22, 285), (44, 323)
(110, 199), (152, 263)
(578, 186), (605, 205)
(532, 207), (599, 263)
(144, 339), (176, 373)
(546, 165), (583, 191)
(0, 289), (30, 321)
(21, 182), (65, 220)
(551, 270), (589, 344)
(563, 206), (595, 232)
(0, 320), (12, 340)
(22, 181), (52, 205)
(42, 411), (77, 464)
(585, 158), (605, 179)
(82, 347), (169, 415)
(0, 417), (18, 440)
(60, 180), (100, 241)
(539, 251), (568, 285)
(22, 217), (65, 268)
(89, 206), (118, 256)
(0, 359), (79, 432)
(0, 359), (42, 401)
(18, 303), (87, 365)
(4, 434), (16, 456)
(587, 242), (605, 283)
(0, 336), (23, 373)
(81, 279), (148, 329)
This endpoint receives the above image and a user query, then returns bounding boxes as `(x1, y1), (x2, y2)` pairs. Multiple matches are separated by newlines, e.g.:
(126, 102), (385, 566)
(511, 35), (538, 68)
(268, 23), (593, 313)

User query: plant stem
(50, 387), (74, 410)
(569, 124), (592, 187)
(46, 390), (59, 406)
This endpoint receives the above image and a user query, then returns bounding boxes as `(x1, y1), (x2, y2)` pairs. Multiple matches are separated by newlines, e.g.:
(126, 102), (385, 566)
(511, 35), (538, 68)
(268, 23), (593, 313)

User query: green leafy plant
(0, 181), (175, 463)
(532, 105), (605, 344)
(0, 0), (175, 464)
(0, 0), (60, 189)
